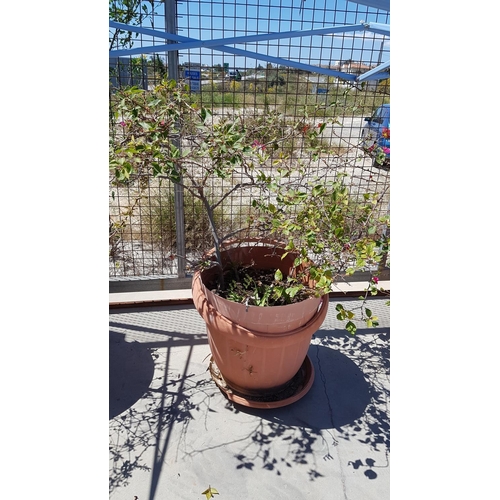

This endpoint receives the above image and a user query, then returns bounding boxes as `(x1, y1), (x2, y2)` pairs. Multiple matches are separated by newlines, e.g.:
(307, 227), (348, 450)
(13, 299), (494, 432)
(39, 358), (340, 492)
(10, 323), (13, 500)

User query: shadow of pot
(233, 344), (376, 431)
(109, 331), (155, 420)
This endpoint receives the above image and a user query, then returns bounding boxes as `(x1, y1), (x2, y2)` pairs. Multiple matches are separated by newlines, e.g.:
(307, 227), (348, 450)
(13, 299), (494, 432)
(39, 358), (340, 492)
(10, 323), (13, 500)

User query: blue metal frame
(357, 60), (390, 82)
(109, 18), (389, 82)
(348, 0), (390, 12)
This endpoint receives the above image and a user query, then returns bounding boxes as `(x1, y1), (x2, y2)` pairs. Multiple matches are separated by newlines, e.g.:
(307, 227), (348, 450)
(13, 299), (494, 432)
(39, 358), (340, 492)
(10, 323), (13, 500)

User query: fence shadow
(109, 329), (214, 496)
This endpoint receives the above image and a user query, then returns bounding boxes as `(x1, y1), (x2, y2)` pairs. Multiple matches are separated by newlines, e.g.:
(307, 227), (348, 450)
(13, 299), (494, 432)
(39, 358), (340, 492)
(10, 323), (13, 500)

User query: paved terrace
(109, 294), (390, 500)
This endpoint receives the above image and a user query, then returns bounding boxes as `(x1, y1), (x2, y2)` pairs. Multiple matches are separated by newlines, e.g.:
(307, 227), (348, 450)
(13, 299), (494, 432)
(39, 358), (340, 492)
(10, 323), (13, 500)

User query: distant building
(328, 61), (373, 75)
(319, 61), (383, 90)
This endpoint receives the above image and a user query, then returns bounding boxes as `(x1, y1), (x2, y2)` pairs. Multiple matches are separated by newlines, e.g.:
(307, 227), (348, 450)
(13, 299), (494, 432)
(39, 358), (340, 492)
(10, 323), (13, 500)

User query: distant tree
(213, 64), (224, 76)
(268, 75), (286, 88)
(129, 56), (147, 77)
(109, 0), (157, 50)
(378, 78), (390, 95)
(150, 54), (167, 78)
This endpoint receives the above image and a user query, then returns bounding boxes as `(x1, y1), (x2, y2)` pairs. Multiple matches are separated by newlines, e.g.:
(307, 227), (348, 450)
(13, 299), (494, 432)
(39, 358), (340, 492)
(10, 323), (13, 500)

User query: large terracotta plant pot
(192, 241), (329, 407)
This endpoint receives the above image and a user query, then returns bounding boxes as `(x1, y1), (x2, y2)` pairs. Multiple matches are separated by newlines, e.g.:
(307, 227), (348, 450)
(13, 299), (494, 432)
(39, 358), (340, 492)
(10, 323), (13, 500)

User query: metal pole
(377, 39), (385, 66)
(377, 201), (390, 278)
(165, 0), (186, 278)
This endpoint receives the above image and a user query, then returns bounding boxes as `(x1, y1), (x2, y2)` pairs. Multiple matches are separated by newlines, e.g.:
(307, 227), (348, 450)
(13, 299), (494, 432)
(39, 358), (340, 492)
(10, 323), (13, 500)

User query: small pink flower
(119, 121), (126, 127)
(252, 140), (266, 150)
(372, 276), (379, 284)
(382, 147), (390, 154)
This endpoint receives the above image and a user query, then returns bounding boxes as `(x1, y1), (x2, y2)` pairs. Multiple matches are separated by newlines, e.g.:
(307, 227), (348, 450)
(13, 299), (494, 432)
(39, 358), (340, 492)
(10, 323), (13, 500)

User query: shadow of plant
(232, 418), (327, 481)
(218, 328), (389, 480)
(314, 328), (390, 454)
(109, 322), (216, 498)
(108, 305), (389, 492)
(109, 376), (214, 494)
(315, 327), (390, 479)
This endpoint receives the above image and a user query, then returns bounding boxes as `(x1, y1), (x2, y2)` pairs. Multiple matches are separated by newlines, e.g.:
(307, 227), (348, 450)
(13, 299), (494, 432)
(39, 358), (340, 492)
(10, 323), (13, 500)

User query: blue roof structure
(109, 0), (390, 83)
(349, 0), (390, 12)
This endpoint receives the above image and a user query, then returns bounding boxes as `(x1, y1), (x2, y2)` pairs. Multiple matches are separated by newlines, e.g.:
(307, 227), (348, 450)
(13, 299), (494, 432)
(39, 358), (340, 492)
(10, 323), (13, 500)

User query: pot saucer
(209, 355), (315, 409)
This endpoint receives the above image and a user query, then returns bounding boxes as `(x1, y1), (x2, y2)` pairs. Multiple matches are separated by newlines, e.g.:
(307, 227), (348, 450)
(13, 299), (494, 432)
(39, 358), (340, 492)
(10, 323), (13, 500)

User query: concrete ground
(109, 296), (390, 500)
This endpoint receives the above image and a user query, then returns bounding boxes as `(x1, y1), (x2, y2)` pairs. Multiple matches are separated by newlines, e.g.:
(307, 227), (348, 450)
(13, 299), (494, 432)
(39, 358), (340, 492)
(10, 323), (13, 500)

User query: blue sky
(111, 0), (389, 70)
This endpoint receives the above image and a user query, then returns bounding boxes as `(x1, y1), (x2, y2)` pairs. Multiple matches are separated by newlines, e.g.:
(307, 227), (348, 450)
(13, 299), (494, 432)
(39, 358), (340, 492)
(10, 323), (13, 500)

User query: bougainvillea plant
(110, 79), (390, 333)
(365, 126), (390, 167)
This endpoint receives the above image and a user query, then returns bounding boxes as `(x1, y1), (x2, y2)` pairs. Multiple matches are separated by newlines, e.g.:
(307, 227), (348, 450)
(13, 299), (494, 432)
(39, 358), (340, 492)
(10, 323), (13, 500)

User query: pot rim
(193, 271), (329, 346)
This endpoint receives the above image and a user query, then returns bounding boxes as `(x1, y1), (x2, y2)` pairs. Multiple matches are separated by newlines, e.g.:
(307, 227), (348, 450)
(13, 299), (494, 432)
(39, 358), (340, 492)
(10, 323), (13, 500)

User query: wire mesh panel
(109, 0), (390, 281)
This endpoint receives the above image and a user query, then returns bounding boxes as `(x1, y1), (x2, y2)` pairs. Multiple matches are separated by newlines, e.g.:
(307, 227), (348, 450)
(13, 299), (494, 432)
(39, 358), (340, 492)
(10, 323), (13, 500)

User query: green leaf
(170, 144), (180, 157)
(274, 269), (283, 281)
(346, 321), (357, 335)
(365, 308), (372, 318)
(286, 286), (301, 299)
(312, 184), (324, 196)
(152, 162), (162, 176)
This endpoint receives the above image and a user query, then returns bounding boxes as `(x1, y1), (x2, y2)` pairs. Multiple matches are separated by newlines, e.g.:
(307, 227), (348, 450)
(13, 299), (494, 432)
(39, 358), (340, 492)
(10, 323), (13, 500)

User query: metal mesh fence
(109, 0), (390, 281)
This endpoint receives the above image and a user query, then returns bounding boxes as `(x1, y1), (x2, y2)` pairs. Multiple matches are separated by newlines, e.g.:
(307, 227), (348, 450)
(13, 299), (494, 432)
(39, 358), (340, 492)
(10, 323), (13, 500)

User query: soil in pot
(208, 265), (317, 307)
(197, 243), (323, 334)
